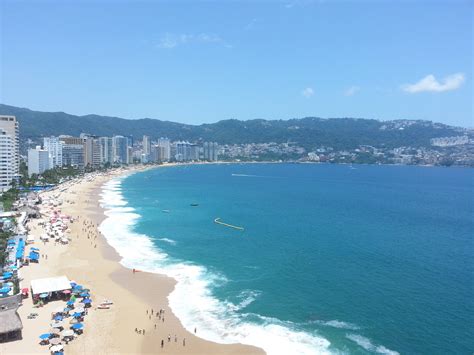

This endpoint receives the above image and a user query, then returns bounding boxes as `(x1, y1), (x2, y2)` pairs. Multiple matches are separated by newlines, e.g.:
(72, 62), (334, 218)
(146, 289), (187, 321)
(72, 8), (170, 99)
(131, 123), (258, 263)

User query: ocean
(99, 163), (474, 354)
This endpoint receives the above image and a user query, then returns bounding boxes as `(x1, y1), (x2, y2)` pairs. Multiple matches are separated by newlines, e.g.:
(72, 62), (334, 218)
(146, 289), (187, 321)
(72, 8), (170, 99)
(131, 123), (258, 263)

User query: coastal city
(1, 114), (230, 354)
(1, 0), (473, 353)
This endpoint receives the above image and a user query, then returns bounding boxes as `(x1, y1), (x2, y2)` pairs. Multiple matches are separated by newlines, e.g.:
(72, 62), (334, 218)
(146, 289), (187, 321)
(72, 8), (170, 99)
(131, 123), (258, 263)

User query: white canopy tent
(31, 276), (71, 296)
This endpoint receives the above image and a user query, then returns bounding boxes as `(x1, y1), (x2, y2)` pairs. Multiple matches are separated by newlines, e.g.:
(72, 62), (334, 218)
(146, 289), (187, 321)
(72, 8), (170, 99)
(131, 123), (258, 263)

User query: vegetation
(20, 161), (82, 186)
(0, 230), (14, 266)
(0, 104), (469, 154)
(0, 187), (19, 211)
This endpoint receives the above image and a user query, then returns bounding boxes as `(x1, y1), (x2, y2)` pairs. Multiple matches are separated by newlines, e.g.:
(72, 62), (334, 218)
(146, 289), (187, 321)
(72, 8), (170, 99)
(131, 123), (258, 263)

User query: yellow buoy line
(214, 218), (244, 231)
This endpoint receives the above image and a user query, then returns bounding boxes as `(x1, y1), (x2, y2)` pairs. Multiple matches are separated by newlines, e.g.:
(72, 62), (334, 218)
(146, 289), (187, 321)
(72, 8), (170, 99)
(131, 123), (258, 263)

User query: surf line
(214, 218), (244, 231)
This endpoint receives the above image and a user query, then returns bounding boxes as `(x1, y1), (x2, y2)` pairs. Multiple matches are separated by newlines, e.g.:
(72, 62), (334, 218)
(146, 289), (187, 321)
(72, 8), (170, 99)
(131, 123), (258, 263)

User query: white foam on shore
(98, 177), (334, 354)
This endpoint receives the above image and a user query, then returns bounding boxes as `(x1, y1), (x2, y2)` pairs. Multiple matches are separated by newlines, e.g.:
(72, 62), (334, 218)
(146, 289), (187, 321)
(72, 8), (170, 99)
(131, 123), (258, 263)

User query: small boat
(97, 304), (110, 309)
(162, 209), (170, 213)
(190, 203), (199, 207)
(101, 300), (114, 305)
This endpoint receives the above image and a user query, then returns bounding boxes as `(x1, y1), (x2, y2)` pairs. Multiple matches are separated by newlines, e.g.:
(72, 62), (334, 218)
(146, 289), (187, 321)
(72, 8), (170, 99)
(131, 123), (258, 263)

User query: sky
(0, 0), (472, 127)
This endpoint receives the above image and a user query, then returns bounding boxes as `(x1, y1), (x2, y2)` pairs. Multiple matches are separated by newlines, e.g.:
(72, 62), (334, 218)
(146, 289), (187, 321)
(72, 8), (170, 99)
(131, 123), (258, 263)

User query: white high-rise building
(157, 138), (171, 161)
(27, 146), (50, 177)
(43, 136), (63, 168)
(204, 142), (219, 161)
(99, 137), (114, 165)
(0, 116), (19, 191)
(112, 136), (129, 164)
(143, 135), (151, 157)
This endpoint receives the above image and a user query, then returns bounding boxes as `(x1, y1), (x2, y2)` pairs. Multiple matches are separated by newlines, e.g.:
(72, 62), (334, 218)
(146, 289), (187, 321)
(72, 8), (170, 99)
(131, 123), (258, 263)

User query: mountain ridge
(0, 103), (470, 152)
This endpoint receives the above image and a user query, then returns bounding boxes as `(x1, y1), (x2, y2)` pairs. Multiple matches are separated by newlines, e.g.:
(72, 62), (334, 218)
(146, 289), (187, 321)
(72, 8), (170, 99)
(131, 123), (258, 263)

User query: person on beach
(174, 335), (177, 342)
(183, 338), (186, 346)
(168, 334), (171, 342)
(194, 327), (197, 334)
(161, 339), (164, 348)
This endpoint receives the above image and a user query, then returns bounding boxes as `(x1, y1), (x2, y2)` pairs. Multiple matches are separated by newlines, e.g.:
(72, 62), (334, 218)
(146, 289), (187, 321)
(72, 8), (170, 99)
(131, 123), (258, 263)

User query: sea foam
(346, 334), (399, 355)
(99, 177), (333, 355)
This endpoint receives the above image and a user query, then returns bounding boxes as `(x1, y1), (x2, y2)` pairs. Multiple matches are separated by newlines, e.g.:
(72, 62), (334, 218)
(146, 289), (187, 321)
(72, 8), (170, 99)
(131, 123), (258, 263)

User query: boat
(97, 304), (110, 309)
(190, 203), (199, 207)
(162, 209), (170, 213)
(101, 300), (113, 305)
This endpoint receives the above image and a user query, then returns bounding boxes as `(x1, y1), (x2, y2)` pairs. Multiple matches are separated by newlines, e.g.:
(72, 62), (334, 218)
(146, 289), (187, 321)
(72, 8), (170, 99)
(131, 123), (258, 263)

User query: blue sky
(0, 0), (472, 127)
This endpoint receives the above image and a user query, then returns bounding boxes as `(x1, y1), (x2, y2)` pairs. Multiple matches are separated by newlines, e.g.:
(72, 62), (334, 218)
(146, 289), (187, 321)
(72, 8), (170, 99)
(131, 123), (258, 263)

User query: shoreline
(2, 165), (263, 354)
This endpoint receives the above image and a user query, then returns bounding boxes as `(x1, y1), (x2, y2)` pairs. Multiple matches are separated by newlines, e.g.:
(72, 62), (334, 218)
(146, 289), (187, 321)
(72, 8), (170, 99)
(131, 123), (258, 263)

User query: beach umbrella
(71, 323), (83, 330)
(81, 299), (91, 304)
(54, 315), (63, 321)
(49, 338), (61, 345)
(66, 300), (75, 306)
(40, 293), (49, 298)
(72, 312), (82, 318)
(2, 272), (12, 278)
(73, 285), (83, 290)
(79, 292), (89, 297)
(62, 289), (71, 294)
(0, 286), (11, 294)
(61, 330), (74, 337)
(39, 333), (51, 339)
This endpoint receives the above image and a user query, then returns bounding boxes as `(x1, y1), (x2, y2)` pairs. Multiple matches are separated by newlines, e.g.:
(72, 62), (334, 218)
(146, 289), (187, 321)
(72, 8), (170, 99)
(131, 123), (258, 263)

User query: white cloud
(244, 18), (258, 30)
(157, 33), (229, 49)
(302, 87), (314, 98)
(344, 86), (360, 96)
(402, 73), (465, 93)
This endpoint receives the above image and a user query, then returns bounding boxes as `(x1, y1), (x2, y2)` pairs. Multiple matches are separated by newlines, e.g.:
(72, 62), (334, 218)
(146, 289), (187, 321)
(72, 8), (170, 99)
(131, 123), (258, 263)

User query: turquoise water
(102, 163), (473, 354)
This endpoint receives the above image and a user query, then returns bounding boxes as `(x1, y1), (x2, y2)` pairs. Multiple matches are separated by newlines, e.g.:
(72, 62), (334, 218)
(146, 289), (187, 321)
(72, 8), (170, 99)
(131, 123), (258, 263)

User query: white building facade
(0, 116), (19, 191)
(28, 146), (50, 176)
(43, 136), (63, 168)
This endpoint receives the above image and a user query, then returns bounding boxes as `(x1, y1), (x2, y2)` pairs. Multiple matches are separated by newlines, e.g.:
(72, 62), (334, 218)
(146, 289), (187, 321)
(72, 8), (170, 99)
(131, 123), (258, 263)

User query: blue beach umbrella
(39, 293), (49, 298)
(0, 286), (11, 294)
(81, 299), (91, 304)
(66, 300), (74, 306)
(54, 315), (63, 321)
(73, 312), (82, 318)
(79, 292), (89, 297)
(73, 285), (83, 290)
(2, 272), (12, 278)
(39, 333), (51, 339)
(71, 323), (83, 329)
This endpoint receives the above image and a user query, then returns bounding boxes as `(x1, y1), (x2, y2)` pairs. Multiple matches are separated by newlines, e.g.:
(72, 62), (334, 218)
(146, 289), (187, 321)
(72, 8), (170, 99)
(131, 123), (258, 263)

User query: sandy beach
(1, 165), (264, 354)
